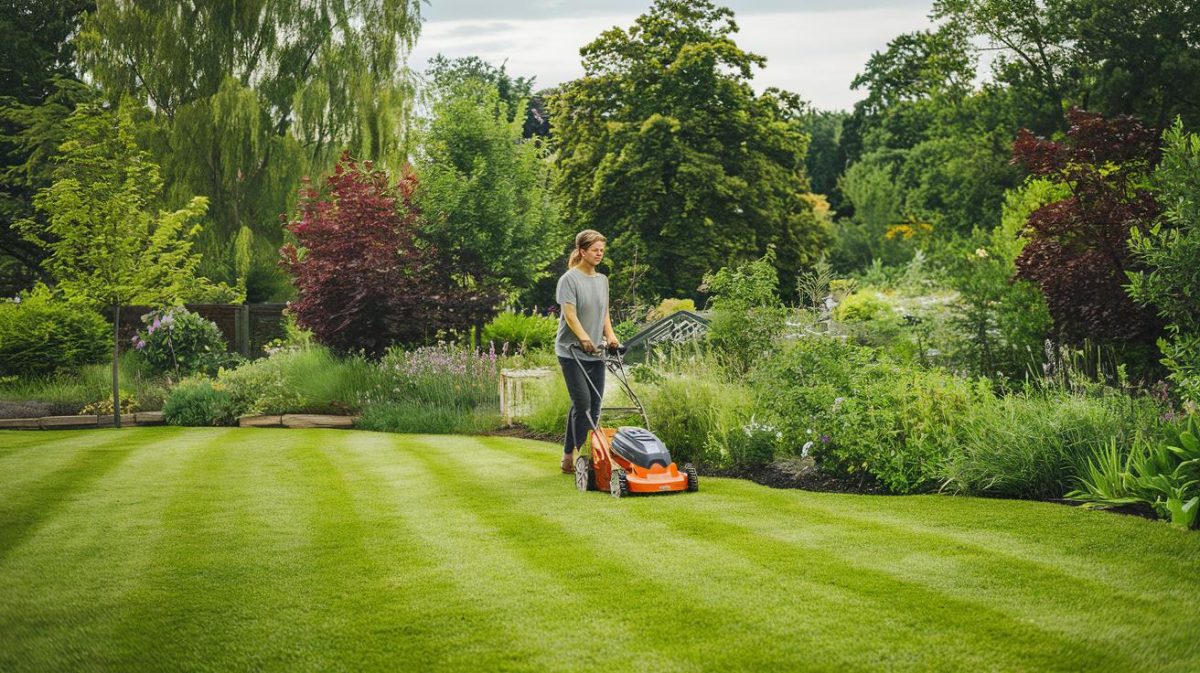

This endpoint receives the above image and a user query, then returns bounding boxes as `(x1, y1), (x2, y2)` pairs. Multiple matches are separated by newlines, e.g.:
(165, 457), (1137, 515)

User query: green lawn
(1, 428), (1198, 672)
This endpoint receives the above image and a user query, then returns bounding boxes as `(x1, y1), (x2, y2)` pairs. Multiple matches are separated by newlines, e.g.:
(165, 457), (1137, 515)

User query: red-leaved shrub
(1011, 109), (1163, 346)
(281, 154), (496, 355)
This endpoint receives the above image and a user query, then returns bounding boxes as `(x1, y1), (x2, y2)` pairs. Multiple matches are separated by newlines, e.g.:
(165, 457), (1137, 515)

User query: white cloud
(409, 6), (933, 110)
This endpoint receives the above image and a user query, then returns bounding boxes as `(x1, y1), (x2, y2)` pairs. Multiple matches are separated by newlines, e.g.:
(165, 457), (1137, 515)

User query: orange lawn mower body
(568, 344), (699, 498)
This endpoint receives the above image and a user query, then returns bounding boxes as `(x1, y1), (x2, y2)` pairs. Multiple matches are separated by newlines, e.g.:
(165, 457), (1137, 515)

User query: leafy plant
(79, 392), (140, 416)
(482, 311), (556, 351)
(0, 285), (108, 377)
(701, 248), (789, 374)
(726, 417), (781, 469)
(133, 307), (231, 377)
(161, 378), (237, 427)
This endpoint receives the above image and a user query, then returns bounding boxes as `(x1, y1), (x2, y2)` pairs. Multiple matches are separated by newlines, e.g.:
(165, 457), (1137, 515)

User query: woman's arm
(561, 304), (596, 351)
(603, 311), (618, 347)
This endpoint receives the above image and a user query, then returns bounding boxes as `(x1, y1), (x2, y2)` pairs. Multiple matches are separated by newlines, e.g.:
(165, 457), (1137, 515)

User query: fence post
(235, 305), (250, 357)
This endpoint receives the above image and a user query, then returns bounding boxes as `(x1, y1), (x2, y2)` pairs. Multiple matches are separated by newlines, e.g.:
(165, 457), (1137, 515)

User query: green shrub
(726, 417), (781, 468)
(217, 346), (374, 416)
(1068, 414), (1199, 529)
(79, 392), (140, 416)
(0, 352), (165, 414)
(753, 338), (987, 493)
(482, 311), (557, 351)
(644, 373), (752, 467)
(134, 307), (231, 377)
(702, 249), (788, 374)
(944, 389), (1166, 500)
(0, 285), (108, 377)
(834, 290), (893, 323)
(646, 298), (696, 322)
(162, 378), (237, 426)
(521, 374), (573, 437)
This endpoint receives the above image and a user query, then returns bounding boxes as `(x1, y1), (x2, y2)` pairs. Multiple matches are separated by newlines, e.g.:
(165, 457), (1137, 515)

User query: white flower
(801, 441), (813, 457)
(974, 247), (989, 259)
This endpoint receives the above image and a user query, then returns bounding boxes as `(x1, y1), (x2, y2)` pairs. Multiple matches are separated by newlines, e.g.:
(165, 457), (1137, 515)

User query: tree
(282, 154), (494, 354)
(424, 55), (551, 139)
(19, 105), (210, 426)
(414, 69), (562, 304)
(1011, 109), (1163, 368)
(76, 0), (422, 300)
(1128, 119), (1200, 401)
(551, 0), (829, 301)
(0, 0), (95, 295)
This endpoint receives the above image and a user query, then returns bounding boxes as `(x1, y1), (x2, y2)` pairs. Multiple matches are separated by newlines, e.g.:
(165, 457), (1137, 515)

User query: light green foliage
(1128, 120), (1200, 403)
(135, 308), (232, 378)
(18, 105), (216, 423)
(552, 0), (830, 298)
(161, 378), (237, 426)
(701, 249), (788, 374)
(415, 75), (561, 301)
(79, 391), (140, 416)
(752, 337), (989, 493)
(20, 106), (210, 311)
(946, 180), (1056, 382)
(77, 0), (422, 300)
(0, 352), (166, 415)
(215, 346), (373, 416)
(645, 298), (696, 322)
(613, 320), (640, 344)
(1069, 414), (1200, 529)
(644, 373), (753, 468)
(834, 290), (894, 323)
(946, 389), (1165, 500)
(356, 343), (501, 434)
(482, 311), (557, 351)
(0, 284), (108, 376)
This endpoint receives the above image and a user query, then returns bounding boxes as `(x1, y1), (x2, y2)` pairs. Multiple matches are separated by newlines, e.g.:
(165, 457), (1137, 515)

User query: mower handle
(569, 342), (627, 355)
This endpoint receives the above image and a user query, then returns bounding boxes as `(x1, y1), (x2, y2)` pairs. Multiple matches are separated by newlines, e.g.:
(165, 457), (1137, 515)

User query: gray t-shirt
(555, 267), (609, 361)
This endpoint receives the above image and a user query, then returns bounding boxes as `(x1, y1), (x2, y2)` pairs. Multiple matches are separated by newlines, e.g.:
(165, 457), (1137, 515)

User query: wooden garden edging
(0, 412), (166, 430)
(0, 412), (359, 430)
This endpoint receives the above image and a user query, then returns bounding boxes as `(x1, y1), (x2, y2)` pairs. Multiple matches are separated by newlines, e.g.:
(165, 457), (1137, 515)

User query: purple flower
(820, 435), (831, 444)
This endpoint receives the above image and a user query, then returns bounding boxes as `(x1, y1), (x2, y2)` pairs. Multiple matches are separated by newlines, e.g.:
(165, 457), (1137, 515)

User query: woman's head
(568, 229), (607, 268)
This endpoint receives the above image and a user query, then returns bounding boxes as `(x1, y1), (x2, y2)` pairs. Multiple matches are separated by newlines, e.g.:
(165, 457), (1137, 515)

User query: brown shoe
(561, 453), (574, 474)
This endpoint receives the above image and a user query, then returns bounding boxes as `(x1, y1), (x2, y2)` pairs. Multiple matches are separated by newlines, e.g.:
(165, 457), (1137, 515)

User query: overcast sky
(409, 0), (937, 111)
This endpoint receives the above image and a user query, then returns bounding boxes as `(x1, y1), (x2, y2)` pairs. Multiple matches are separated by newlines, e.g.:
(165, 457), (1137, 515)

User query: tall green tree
(551, 0), (829, 301)
(414, 75), (562, 305)
(76, 0), (422, 300)
(0, 0), (95, 295)
(19, 105), (210, 426)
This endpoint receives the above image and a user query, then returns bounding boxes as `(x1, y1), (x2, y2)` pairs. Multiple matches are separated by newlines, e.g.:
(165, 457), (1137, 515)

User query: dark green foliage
(482, 312), (557, 351)
(725, 418), (780, 469)
(161, 378), (237, 426)
(1128, 120), (1200, 402)
(0, 285), (107, 376)
(133, 308), (231, 378)
(552, 0), (829, 299)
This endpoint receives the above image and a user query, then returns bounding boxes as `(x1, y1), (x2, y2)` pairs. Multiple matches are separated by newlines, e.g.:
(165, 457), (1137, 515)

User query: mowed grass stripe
(0, 430), (142, 500)
(447, 436), (1185, 672)
(95, 428), (409, 671)
(0, 428), (182, 561)
(0, 428), (237, 672)
(675, 481), (1198, 668)
(335, 432), (675, 673)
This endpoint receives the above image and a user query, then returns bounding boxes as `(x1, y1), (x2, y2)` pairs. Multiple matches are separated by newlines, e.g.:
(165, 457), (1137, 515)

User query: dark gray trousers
(558, 356), (605, 455)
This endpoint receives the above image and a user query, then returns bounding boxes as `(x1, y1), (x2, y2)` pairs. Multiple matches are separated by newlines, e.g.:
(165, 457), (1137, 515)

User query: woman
(554, 230), (620, 473)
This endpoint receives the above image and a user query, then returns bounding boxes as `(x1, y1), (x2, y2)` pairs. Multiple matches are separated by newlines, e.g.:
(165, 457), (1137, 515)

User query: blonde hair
(568, 229), (607, 268)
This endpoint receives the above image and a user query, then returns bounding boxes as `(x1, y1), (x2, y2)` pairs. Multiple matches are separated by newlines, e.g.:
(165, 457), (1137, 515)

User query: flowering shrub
(0, 285), (108, 376)
(134, 307), (231, 377)
(366, 343), (501, 409)
(726, 416), (781, 468)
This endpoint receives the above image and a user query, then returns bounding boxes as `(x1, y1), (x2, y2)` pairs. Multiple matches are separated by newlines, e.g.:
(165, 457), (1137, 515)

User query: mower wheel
(610, 468), (629, 498)
(575, 455), (595, 492)
(684, 463), (699, 492)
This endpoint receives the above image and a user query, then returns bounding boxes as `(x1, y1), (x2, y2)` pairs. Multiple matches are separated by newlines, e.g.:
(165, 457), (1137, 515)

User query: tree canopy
(551, 0), (830, 301)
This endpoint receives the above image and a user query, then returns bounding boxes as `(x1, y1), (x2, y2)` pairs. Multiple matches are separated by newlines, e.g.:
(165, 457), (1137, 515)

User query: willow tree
(76, 0), (422, 300)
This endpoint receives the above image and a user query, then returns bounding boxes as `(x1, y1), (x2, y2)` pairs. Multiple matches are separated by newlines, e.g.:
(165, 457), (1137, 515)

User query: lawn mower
(568, 343), (698, 498)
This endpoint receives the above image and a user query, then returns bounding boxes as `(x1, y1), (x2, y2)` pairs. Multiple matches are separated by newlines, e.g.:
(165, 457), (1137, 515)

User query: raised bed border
(0, 412), (166, 430)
